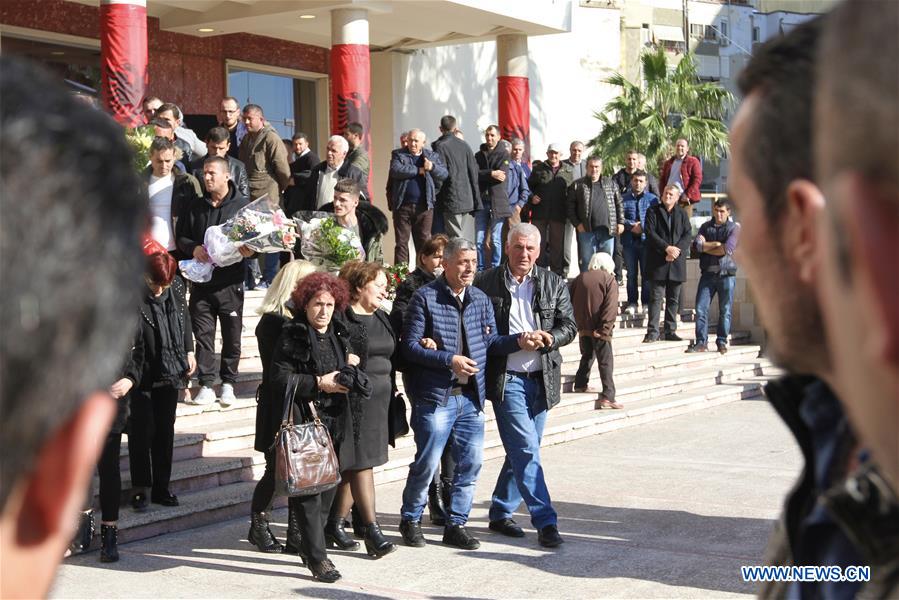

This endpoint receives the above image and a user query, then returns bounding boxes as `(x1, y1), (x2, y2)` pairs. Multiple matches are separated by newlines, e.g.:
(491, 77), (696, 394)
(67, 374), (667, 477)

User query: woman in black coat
(248, 259), (316, 554)
(128, 252), (195, 511)
(268, 272), (371, 584)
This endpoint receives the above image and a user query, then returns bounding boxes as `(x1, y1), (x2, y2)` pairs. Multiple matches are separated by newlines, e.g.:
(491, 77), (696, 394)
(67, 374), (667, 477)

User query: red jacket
(660, 154), (703, 202)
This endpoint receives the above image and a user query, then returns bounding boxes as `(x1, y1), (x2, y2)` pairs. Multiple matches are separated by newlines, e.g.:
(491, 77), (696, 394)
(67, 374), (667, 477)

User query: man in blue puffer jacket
(398, 237), (545, 551)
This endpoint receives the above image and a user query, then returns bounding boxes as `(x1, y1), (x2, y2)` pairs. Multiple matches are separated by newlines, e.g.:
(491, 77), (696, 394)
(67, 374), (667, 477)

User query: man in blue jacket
(399, 238), (544, 550)
(388, 128), (447, 264)
(620, 170), (658, 314)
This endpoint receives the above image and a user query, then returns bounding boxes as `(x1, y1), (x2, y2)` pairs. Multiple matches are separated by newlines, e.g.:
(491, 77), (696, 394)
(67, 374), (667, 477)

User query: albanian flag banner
(100, 0), (147, 128)
(330, 44), (371, 150)
(498, 75), (530, 164)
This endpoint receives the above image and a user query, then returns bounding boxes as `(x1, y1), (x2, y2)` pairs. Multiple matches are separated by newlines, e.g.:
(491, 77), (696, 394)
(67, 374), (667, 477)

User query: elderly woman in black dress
(269, 272), (369, 583)
(326, 261), (398, 558)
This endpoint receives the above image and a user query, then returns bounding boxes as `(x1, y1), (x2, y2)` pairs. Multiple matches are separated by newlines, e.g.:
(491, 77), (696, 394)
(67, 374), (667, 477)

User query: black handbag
(388, 392), (409, 447)
(272, 374), (341, 497)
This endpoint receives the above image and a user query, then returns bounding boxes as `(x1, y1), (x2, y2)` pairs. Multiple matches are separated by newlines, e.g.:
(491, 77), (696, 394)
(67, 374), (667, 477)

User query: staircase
(97, 286), (779, 543)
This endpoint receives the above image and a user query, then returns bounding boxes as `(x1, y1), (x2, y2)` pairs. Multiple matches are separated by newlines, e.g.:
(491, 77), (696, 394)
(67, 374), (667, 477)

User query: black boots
(350, 504), (365, 538)
(324, 518), (360, 550)
(362, 522), (396, 558)
(428, 480), (448, 525)
(69, 509), (94, 555)
(308, 558), (341, 583)
(100, 524), (119, 562)
(248, 512), (282, 553)
(283, 502), (304, 557)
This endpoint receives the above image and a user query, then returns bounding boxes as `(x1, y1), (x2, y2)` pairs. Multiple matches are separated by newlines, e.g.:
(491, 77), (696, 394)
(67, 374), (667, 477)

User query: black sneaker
(399, 519), (426, 547)
(442, 524), (480, 550)
(717, 341), (728, 354)
(488, 518), (525, 538)
(686, 343), (707, 353)
(538, 524), (565, 548)
(663, 333), (683, 342)
(642, 334), (659, 344)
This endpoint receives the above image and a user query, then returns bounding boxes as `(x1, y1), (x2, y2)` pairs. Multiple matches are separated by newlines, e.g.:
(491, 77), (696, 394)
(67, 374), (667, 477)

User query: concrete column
(330, 8), (372, 196)
(496, 33), (530, 163)
(100, 0), (147, 127)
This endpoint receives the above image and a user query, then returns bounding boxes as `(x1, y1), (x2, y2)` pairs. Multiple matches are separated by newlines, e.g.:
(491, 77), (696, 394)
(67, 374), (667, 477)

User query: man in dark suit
(283, 131), (320, 217)
(643, 184), (692, 343)
(296, 135), (367, 214)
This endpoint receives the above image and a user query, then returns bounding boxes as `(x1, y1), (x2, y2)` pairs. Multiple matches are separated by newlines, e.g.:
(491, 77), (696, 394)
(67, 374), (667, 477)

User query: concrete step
(112, 354), (772, 499)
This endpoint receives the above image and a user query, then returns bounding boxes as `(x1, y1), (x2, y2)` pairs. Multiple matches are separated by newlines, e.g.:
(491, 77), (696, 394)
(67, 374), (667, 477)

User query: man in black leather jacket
(473, 222), (576, 548)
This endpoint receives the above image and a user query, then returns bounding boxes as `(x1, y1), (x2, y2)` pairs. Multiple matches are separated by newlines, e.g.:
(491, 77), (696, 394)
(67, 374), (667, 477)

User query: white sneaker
(219, 383), (236, 408)
(624, 304), (637, 316)
(191, 386), (216, 406)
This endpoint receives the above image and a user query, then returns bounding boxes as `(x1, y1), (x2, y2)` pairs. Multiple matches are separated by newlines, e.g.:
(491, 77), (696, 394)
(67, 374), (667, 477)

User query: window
(719, 20), (729, 45)
(690, 23), (705, 38)
(752, 26), (760, 43)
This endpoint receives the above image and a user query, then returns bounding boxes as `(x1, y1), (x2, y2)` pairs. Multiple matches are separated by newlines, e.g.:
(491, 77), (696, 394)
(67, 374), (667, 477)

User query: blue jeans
(576, 228), (615, 273)
(488, 373), (556, 529)
(622, 236), (649, 306)
(261, 253), (279, 284)
(475, 208), (503, 269)
(694, 272), (735, 346)
(400, 394), (485, 526)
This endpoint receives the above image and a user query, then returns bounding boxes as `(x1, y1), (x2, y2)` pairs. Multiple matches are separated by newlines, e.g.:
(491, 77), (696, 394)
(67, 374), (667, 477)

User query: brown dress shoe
(599, 398), (624, 409)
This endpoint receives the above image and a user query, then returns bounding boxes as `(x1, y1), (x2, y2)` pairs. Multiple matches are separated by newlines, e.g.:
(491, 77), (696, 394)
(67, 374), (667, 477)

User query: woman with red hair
(127, 252), (195, 513)
(268, 272), (371, 583)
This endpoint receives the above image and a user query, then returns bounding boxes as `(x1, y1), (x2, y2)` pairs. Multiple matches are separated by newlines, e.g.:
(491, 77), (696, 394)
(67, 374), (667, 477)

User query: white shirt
(504, 267), (541, 373)
(667, 158), (685, 193)
(148, 173), (175, 250)
(316, 162), (342, 209)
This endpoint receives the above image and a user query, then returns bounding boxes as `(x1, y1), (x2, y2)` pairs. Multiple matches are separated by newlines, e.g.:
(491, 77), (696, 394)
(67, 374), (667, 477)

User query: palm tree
(588, 47), (734, 174)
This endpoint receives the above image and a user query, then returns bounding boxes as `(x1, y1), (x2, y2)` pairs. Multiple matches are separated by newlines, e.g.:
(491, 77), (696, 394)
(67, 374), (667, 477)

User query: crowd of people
(1, 0), (897, 596)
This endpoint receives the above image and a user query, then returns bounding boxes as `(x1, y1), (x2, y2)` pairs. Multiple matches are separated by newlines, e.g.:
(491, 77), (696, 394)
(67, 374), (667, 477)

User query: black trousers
(251, 451), (276, 514)
(128, 386), (178, 495)
(613, 235), (624, 282)
(190, 283), (244, 386)
(647, 280), (683, 338)
(97, 431), (124, 522)
(290, 486), (338, 564)
(393, 202), (433, 265)
(574, 336), (616, 400)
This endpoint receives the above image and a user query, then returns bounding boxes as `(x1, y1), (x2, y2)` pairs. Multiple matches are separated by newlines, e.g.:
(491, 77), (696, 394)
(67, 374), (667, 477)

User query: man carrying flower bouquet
(318, 178), (389, 264)
(176, 156), (253, 407)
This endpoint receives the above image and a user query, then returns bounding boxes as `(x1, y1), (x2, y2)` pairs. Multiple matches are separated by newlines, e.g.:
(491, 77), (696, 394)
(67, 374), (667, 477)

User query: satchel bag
(272, 374), (341, 497)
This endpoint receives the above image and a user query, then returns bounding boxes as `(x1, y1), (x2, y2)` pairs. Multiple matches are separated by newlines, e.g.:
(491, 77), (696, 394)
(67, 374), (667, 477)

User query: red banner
(330, 43), (371, 196)
(498, 75), (530, 164)
(100, 1), (147, 128)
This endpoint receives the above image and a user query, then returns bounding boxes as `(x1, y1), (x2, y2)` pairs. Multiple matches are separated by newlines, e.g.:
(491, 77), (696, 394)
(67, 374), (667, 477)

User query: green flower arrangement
(299, 216), (365, 272)
(126, 125), (155, 174)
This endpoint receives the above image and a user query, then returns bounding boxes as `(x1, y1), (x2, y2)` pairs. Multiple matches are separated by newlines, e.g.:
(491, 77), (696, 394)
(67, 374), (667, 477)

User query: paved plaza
(52, 398), (800, 599)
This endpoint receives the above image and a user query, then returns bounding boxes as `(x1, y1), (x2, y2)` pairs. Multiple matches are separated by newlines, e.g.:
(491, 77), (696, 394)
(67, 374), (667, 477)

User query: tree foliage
(588, 47), (734, 175)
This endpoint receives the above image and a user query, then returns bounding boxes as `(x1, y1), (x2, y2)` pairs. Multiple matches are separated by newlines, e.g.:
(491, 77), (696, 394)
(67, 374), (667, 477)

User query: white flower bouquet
(298, 215), (365, 272)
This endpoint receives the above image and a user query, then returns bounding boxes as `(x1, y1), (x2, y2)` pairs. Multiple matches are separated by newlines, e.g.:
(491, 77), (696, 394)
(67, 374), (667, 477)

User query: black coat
(269, 316), (368, 446)
(295, 160), (368, 213)
(283, 150), (321, 217)
(644, 203), (692, 282)
(473, 265), (577, 409)
(527, 160), (575, 222)
(254, 312), (288, 453)
(190, 155), (249, 199)
(144, 167), (203, 259)
(135, 277), (194, 391)
(431, 133), (480, 214)
(476, 143), (512, 219)
(175, 181), (250, 290)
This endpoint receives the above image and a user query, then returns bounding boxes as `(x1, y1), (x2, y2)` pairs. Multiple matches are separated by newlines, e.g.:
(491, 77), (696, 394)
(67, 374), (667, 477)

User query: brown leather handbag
(273, 374), (341, 497)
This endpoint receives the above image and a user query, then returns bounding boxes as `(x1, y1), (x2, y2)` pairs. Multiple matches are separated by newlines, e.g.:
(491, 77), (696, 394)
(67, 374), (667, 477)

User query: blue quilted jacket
(401, 276), (521, 409)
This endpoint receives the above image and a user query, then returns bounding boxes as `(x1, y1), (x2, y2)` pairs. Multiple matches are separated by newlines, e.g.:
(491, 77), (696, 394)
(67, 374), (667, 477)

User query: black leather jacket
(473, 265), (577, 409)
